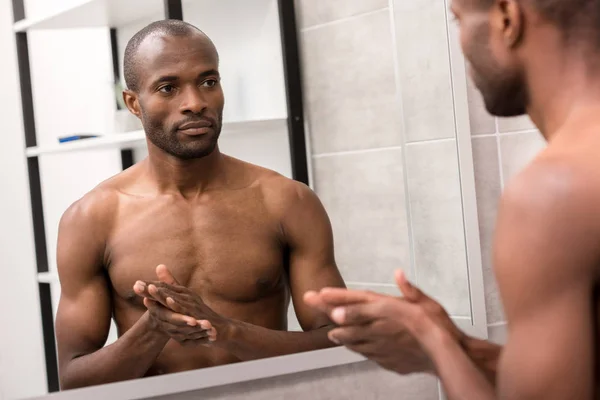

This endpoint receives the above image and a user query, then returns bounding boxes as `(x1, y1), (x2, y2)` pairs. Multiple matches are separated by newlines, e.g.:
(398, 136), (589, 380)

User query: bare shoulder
(501, 149), (600, 222)
(497, 149), (600, 276)
(226, 157), (325, 219)
(58, 176), (122, 237)
(255, 168), (320, 217)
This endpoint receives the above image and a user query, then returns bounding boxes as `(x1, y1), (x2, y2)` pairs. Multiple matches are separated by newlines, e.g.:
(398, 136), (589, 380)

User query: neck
(525, 34), (600, 140)
(145, 140), (228, 196)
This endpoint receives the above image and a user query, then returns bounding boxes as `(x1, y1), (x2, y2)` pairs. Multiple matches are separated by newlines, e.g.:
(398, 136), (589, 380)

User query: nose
(179, 86), (208, 115)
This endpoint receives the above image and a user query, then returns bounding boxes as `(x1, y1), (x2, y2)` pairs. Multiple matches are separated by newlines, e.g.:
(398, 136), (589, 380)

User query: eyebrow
(151, 69), (220, 87)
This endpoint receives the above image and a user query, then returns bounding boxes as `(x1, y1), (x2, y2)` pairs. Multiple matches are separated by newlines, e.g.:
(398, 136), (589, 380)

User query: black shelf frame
(12, 0), (309, 392)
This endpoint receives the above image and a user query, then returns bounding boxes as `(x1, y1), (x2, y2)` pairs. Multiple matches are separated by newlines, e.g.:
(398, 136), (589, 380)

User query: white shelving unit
(14, 0), (166, 31)
(37, 272), (60, 284)
(26, 118), (287, 157)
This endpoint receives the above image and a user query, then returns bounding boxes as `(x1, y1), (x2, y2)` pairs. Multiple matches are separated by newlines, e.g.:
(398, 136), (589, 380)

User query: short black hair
(477, 0), (600, 45)
(123, 19), (213, 92)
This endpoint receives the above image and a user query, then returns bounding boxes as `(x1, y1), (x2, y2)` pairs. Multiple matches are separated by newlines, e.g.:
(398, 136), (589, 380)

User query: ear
(123, 89), (141, 118)
(497, 0), (524, 48)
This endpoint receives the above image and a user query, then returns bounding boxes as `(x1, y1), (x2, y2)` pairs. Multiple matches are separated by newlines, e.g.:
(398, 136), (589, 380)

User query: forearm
(430, 332), (496, 400)
(60, 313), (169, 390)
(462, 335), (503, 385)
(219, 321), (337, 361)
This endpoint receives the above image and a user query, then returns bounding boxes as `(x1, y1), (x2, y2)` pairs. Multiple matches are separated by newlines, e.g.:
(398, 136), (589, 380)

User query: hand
(304, 270), (467, 375)
(139, 297), (214, 347)
(135, 265), (223, 343)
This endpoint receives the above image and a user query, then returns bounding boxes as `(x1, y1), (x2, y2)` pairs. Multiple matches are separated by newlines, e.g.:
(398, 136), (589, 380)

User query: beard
(467, 24), (529, 117)
(141, 109), (222, 160)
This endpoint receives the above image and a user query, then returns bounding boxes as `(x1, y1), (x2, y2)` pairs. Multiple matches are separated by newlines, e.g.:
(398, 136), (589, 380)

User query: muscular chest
(105, 194), (287, 306)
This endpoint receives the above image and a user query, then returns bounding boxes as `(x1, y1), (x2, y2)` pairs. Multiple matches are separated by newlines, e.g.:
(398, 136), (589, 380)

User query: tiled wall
(173, 1), (547, 399)
(300, 0), (471, 322)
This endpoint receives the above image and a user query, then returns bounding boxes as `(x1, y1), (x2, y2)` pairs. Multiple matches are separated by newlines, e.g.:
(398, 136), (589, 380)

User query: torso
(98, 156), (292, 375)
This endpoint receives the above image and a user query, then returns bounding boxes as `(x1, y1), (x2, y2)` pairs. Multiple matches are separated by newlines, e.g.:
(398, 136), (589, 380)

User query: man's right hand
(134, 282), (212, 347)
(303, 270), (468, 375)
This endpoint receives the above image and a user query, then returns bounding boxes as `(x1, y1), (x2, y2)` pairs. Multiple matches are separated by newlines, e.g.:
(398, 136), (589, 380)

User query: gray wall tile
(497, 115), (536, 133)
(488, 323), (508, 345)
(295, 0), (388, 28)
(466, 77), (496, 135)
(312, 149), (410, 284)
(471, 137), (504, 323)
(151, 362), (439, 400)
(404, 140), (471, 317)
(301, 9), (402, 154)
(392, 0), (455, 142)
(499, 131), (547, 184)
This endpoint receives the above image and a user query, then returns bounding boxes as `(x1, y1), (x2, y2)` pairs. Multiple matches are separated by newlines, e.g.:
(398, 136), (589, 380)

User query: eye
(159, 84), (175, 94)
(202, 79), (218, 88)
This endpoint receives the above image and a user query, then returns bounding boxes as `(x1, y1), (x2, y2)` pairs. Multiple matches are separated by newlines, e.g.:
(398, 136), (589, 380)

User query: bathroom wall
(300, 0), (472, 323)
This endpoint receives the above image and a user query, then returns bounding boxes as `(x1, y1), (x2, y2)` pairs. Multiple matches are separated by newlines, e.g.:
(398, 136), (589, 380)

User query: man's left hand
(135, 265), (227, 343)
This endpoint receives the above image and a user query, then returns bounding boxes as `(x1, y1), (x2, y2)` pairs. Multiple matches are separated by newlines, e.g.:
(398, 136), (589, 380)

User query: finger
(395, 269), (423, 302)
(166, 296), (185, 314)
(144, 281), (188, 295)
(328, 325), (370, 346)
(134, 281), (153, 298)
(156, 264), (181, 285)
(318, 288), (381, 307)
(329, 301), (384, 326)
(303, 291), (331, 315)
(147, 284), (171, 307)
(145, 298), (197, 326)
(197, 320), (217, 341)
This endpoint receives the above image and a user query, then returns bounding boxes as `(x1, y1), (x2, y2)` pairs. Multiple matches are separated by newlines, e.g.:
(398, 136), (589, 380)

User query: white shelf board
(26, 118), (287, 157)
(37, 272), (59, 284)
(13, 0), (165, 32)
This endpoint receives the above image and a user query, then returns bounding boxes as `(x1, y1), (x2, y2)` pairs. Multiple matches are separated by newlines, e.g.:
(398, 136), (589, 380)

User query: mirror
(1, 0), (486, 399)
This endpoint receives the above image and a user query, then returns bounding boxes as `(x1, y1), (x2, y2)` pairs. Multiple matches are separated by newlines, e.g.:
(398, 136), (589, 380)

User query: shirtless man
(54, 19), (345, 390)
(305, 0), (600, 398)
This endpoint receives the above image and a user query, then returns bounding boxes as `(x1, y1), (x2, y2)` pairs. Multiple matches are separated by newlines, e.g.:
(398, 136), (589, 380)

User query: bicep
(282, 184), (346, 330)
(54, 202), (113, 368)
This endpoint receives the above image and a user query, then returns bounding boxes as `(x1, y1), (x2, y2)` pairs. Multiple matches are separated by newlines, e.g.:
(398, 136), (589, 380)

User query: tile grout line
(312, 146), (403, 158)
(405, 137), (456, 146)
(387, 0), (419, 286)
(498, 128), (540, 136)
(494, 118), (506, 189)
(300, 7), (390, 32)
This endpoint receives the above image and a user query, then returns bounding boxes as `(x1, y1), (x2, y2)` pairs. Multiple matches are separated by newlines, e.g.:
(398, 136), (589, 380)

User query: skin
(54, 29), (345, 390)
(305, 0), (600, 398)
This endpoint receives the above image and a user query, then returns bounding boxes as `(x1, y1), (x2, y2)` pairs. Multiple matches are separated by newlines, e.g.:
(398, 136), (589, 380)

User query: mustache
(174, 116), (218, 130)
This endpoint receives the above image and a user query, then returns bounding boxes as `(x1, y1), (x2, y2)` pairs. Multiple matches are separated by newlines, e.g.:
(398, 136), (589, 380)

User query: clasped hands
(133, 264), (225, 347)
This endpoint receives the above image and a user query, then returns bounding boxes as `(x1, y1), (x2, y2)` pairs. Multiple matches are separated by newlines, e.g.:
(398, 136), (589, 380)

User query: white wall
(0, 0), (48, 398)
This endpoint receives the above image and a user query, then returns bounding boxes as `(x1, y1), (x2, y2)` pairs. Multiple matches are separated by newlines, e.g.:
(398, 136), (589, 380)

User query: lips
(178, 119), (213, 130)
(177, 119), (214, 136)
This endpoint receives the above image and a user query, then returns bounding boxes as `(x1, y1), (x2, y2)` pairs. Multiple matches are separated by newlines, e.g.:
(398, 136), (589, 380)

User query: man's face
(127, 33), (224, 160)
(451, 0), (528, 117)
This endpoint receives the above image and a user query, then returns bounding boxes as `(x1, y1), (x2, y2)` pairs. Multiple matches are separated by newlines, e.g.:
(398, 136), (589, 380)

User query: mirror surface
(0, 0), (486, 399)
